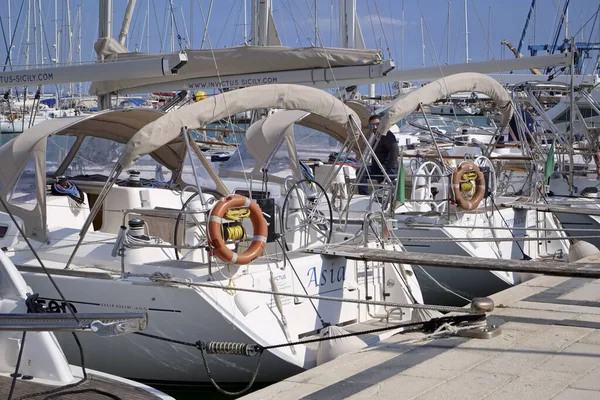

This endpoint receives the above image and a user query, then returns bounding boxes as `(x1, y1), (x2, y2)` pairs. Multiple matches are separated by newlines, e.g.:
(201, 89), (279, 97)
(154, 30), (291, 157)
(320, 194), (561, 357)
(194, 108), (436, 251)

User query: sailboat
(0, 84), (424, 386)
(0, 230), (173, 398)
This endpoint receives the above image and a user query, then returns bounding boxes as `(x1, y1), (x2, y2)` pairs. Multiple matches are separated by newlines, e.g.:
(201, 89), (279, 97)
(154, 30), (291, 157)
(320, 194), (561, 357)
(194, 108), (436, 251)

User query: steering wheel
(411, 161), (447, 212)
(280, 179), (333, 250)
(173, 187), (225, 260)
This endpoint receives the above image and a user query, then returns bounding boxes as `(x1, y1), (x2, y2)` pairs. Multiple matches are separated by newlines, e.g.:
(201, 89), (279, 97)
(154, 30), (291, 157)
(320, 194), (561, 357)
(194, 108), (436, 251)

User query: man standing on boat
(358, 115), (399, 195)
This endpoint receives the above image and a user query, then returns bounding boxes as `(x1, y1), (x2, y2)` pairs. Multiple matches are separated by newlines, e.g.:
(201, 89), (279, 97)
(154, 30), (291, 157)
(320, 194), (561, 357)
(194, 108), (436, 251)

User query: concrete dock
(241, 275), (600, 399)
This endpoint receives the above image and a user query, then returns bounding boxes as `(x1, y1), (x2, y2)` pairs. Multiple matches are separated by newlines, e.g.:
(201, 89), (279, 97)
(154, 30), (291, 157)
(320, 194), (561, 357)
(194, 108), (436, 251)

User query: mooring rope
(134, 313), (486, 396)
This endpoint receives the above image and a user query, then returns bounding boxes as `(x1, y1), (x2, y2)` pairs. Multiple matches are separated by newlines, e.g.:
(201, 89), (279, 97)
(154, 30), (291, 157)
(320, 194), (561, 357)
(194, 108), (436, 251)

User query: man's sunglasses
(369, 122), (380, 128)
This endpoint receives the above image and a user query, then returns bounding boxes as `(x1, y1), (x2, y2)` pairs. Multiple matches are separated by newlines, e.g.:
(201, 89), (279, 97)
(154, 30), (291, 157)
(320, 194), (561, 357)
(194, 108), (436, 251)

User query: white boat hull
(394, 205), (570, 305)
(20, 271), (302, 383)
(15, 234), (421, 384)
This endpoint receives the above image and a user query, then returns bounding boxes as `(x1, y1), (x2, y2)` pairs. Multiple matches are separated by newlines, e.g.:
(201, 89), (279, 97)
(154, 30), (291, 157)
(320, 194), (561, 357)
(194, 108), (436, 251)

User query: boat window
(262, 136), (292, 175)
(294, 124), (344, 162)
(221, 125), (346, 177)
(64, 136), (171, 182)
(553, 105), (599, 122)
(181, 148), (218, 191)
(46, 135), (77, 175)
(67, 136), (124, 179)
(221, 141), (257, 174)
(128, 154), (172, 182)
(8, 155), (37, 211)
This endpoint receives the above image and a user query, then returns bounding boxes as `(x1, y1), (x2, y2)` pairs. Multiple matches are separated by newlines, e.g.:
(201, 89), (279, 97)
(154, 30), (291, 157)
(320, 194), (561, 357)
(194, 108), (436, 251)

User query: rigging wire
(195, 0), (252, 193)
(198, 0), (230, 49)
(168, 0), (183, 50)
(387, 0), (398, 61)
(292, 0), (316, 45)
(230, 0), (244, 47)
(280, 0), (307, 46)
(365, 1), (378, 52)
(571, 6), (600, 41)
(201, 0), (214, 49)
(151, 0), (164, 52)
(371, 0), (392, 59)
(582, 6), (600, 74)
(2, 0), (25, 71)
(179, 4), (190, 49)
(415, 0), (460, 121)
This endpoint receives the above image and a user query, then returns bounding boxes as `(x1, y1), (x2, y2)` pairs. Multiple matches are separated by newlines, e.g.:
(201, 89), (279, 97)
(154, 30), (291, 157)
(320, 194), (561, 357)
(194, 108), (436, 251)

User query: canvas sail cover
(89, 39), (383, 95)
(378, 72), (513, 135)
(267, 12), (281, 46)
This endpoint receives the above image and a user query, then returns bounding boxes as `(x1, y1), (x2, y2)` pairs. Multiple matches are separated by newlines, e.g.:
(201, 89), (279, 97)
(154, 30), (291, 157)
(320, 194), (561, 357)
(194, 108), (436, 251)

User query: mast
(517, 0), (536, 55)
(54, 0), (58, 64)
(339, 0), (355, 49)
(170, 0), (175, 52)
(33, 0), (37, 67)
(189, 0), (193, 48)
(38, 0), (43, 67)
(330, 0), (333, 46)
(119, 0), (137, 46)
(420, 16), (425, 67)
(243, 0), (247, 44)
(464, 0), (469, 63)
(564, 6), (569, 39)
(401, 0), (405, 68)
(488, 6), (491, 60)
(66, 0), (73, 96)
(25, 0), (31, 69)
(314, 0), (318, 46)
(38, 0), (44, 94)
(147, 0), (150, 52)
(77, 4), (82, 97)
(253, 0), (271, 46)
(568, 36), (575, 195)
(7, 0), (11, 64)
(447, 1), (450, 64)
(98, 0), (113, 110)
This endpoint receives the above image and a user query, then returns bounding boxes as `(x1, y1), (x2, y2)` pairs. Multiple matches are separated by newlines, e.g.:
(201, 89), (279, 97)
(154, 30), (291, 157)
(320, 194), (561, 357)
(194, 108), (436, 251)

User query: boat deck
(241, 275), (600, 399)
(0, 372), (164, 399)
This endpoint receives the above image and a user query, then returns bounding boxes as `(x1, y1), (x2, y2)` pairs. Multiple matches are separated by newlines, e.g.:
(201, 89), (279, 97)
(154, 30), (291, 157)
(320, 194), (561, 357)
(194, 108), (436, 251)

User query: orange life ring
(7, 114), (17, 122)
(451, 162), (486, 210)
(207, 194), (268, 265)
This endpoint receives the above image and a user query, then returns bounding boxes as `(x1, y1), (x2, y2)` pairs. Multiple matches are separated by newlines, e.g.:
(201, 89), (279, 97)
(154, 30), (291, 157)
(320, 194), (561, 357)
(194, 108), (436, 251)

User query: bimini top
(0, 108), (183, 241)
(222, 109), (361, 182)
(378, 72), (514, 135)
(119, 84), (361, 168)
(0, 84), (361, 241)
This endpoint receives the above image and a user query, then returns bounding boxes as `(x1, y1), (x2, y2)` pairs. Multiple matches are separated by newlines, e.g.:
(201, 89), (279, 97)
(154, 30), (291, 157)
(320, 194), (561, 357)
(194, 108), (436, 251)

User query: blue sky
(1, 1), (598, 73)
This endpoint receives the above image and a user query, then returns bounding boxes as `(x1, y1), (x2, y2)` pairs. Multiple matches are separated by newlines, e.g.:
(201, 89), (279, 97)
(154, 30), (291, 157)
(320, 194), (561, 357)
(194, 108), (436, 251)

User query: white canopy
(119, 84), (361, 168)
(0, 109), (175, 241)
(90, 45), (383, 95)
(378, 72), (513, 136)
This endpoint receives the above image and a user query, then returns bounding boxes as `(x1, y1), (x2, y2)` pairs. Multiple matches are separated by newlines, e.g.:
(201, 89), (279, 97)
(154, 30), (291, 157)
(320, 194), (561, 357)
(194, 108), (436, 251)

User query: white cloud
(358, 15), (413, 27)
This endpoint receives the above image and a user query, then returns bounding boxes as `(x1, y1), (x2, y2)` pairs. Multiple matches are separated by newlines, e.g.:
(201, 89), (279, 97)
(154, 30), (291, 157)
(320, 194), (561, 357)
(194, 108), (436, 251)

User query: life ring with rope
(7, 113), (17, 122)
(451, 161), (486, 210)
(207, 194), (268, 265)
